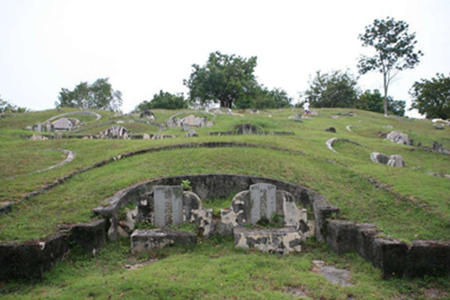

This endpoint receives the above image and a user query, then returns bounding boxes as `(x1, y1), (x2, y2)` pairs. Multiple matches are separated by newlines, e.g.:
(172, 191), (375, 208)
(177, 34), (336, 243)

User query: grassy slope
(0, 108), (449, 299)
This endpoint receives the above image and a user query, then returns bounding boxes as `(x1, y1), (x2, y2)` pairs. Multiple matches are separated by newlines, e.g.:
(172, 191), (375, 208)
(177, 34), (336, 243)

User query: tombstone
(153, 185), (183, 227)
(249, 183), (277, 224)
(386, 131), (410, 145)
(34, 122), (42, 132)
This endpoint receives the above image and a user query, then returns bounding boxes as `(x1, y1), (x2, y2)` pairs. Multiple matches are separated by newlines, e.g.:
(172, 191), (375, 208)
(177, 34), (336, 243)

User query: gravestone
(249, 183), (276, 224)
(153, 186), (183, 227)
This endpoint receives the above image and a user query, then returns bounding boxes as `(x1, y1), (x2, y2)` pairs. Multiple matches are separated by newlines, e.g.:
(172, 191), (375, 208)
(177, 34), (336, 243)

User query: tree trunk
(383, 73), (388, 117)
(220, 100), (225, 108)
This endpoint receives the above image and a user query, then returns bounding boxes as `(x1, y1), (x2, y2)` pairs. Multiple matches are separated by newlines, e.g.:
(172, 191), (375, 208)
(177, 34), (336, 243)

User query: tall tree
(135, 90), (188, 110)
(410, 73), (449, 119)
(358, 17), (423, 116)
(55, 78), (122, 111)
(0, 95), (27, 113)
(184, 51), (257, 108)
(356, 89), (405, 116)
(304, 70), (359, 108)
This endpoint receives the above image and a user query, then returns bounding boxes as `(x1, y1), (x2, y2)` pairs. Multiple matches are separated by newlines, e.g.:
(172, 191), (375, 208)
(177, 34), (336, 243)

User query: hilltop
(0, 107), (449, 299)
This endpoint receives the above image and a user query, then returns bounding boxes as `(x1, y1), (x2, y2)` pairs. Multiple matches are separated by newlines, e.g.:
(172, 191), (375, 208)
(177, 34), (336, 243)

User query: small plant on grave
(181, 179), (192, 191)
(117, 202), (137, 221)
(167, 222), (197, 233)
(256, 213), (285, 228)
(135, 220), (157, 230)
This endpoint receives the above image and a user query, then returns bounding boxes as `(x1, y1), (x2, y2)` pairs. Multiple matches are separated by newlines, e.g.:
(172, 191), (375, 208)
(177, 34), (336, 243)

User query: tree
(304, 70), (359, 108)
(410, 73), (449, 119)
(184, 51), (257, 108)
(135, 90), (188, 111)
(356, 89), (405, 116)
(358, 17), (423, 116)
(0, 95), (27, 113)
(252, 87), (292, 109)
(55, 78), (122, 111)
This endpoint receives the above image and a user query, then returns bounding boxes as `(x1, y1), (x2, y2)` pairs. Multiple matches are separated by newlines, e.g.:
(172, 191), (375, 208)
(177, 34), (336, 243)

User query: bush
(135, 90), (188, 110)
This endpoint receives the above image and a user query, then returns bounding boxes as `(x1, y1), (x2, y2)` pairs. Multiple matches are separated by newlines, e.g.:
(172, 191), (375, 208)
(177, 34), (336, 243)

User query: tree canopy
(0, 95), (27, 113)
(134, 90), (188, 111)
(358, 17), (423, 116)
(304, 70), (359, 108)
(410, 73), (449, 119)
(356, 89), (405, 116)
(184, 51), (258, 108)
(55, 78), (122, 111)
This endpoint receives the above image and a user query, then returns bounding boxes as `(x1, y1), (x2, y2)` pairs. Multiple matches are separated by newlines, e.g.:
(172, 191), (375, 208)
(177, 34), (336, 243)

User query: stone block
(405, 240), (450, 277)
(70, 219), (106, 253)
(130, 229), (197, 254)
(249, 183), (276, 224)
(372, 238), (408, 278)
(354, 223), (378, 261)
(234, 227), (303, 254)
(326, 220), (357, 254)
(153, 185), (183, 227)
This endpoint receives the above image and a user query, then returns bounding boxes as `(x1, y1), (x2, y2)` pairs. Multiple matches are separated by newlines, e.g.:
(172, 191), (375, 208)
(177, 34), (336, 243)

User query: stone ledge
(234, 227), (303, 254)
(0, 219), (106, 280)
(131, 229), (197, 254)
(324, 220), (450, 278)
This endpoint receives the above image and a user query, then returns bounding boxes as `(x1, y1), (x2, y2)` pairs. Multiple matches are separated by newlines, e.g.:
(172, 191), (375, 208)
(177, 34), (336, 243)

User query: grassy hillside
(0, 107), (448, 299)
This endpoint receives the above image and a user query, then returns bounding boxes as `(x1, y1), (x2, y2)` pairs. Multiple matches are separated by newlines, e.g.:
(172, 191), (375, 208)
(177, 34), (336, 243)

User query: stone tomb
(153, 185), (183, 227)
(249, 183), (277, 224)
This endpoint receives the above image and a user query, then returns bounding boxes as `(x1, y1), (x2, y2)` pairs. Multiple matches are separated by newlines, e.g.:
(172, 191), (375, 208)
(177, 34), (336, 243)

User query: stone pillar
(153, 186), (183, 227)
(249, 183), (276, 224)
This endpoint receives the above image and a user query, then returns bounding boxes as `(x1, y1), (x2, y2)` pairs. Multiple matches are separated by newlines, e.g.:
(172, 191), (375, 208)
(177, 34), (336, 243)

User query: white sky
(0, 0), (449, 117)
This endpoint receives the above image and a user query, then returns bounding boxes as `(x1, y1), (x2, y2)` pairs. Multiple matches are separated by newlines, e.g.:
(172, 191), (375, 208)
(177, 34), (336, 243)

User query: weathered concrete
(153, 186), (183, 227)
(386, 131), (410, 145)
(130, 229), (197, 254)
(234, 227), (303, 254)
(249, 183), (277, 224)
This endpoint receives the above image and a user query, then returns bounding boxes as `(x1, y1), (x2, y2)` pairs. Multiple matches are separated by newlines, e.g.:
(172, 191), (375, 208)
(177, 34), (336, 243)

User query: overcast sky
(0, 0), (449, 116)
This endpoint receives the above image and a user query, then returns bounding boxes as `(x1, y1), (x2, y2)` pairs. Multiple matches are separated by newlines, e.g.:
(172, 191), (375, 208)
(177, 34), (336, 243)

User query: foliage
(357, 89), (405, 116)
(135, 90), (188, 111)
(304, 70), (360, 108)
(358, 17), (423, 115)
(55, 78), (122, 111)
(184, 51), (258, 108)
(180, 179), (192, 191)
(0, 95), (27, 113)
(236, 86), (292, 109)
(410, 73), (450, 119)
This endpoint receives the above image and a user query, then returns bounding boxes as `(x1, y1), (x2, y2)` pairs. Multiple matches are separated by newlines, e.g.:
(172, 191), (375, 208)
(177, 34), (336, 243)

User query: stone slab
(249, 183), (276, 224)
(130, 229), (197, 254)
(153, 185), (183, 227)
(234, 227), (303, 254)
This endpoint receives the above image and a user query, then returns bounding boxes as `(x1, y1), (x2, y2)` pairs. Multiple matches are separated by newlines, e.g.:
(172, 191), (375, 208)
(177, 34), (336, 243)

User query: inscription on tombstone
(153, 185), (183, 227)
(249, 183), (276, 224)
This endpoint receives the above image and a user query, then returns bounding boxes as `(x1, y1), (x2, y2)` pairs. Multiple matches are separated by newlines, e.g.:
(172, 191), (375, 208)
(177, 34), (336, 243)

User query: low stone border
(3, 149), (75, 180)
(326, 220), (450, 278)
(3, 143), (305, 214)
(166, 111), (216, 128)
(1, 173), (448, 279)
(24, 134), (175, 140)
(326, 138), (362, 153)
(209, 131), (295, 136)
(36, 149), (75, 173)
(0, 219), (106, 280)
(44, 111), (102, 123)
(92, 174), (334, 243)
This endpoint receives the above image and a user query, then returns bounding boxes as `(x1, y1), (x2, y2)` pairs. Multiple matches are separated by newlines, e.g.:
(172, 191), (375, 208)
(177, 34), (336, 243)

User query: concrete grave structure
(249, 183), (277, 224)
(153, 185), (183, 227)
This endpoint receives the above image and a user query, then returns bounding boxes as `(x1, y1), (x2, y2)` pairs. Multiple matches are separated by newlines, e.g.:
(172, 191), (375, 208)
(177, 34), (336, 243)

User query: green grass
(1, 239), (448, 299)
(0, 107), (449, 298)
(202, 195), (234, 216)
